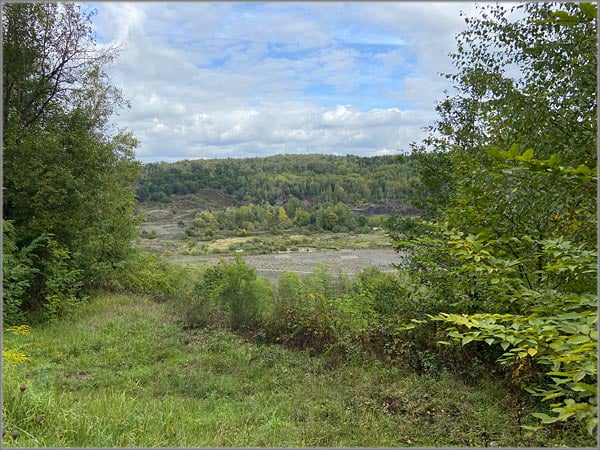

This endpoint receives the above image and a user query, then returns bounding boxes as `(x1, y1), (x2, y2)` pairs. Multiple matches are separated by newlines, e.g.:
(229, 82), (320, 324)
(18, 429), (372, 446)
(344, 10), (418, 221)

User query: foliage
(183, 257), (272, 330)
(136, 153), (417, 210)
(409, 2), (596, 220)
(420, 223), (598, 433)
(392, 2), (597, 434)
(110, 249), (194, 303)
(187, 201), (383, 240)
(2, 325), (33, 364)
(40, 240), (86, 321)
(2, 3), (142, 320)
(5, 293), (591, 447)
(2, 221), (42, 325)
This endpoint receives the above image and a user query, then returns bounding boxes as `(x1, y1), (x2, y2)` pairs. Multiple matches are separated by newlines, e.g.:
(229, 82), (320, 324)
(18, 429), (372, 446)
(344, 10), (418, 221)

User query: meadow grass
(3, 294), (594, 447)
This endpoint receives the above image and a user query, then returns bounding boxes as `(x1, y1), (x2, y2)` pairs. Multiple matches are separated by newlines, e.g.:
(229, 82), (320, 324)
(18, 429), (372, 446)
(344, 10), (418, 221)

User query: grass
(138, 231), (392, 259)
(3, 294), (594, 447)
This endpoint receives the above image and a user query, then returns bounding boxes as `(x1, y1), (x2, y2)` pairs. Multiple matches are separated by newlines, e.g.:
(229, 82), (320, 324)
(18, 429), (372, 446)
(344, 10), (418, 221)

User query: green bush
(2, 221), (42, 325)
(40, 241), (85, 321)
(110, 249), (193, 303)
(267, 271), (307, 342)
(266, 266), (353, 353)
(183, 257), (272, 331)
(396, 150), (598, 432)
(3, 222), (91, 324)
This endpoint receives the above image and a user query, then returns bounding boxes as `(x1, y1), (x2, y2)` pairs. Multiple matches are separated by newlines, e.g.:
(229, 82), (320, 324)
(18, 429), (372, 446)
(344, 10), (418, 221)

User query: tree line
(185, 201), (387, 239)
(136, 153), (417, 206)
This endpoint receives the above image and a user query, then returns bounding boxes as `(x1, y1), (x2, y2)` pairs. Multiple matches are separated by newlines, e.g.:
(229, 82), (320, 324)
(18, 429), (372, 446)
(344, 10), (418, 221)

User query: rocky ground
(167, 248), (403, 281)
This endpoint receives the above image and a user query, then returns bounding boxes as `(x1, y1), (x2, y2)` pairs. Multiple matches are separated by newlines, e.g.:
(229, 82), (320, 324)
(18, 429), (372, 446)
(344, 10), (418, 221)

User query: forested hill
(136, 153), (416, 207)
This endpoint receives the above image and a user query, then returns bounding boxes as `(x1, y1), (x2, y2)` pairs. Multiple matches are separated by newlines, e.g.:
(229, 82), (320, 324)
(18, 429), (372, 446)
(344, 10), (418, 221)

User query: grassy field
(3, 294), (593, 447)
(138, 231), (392, 260)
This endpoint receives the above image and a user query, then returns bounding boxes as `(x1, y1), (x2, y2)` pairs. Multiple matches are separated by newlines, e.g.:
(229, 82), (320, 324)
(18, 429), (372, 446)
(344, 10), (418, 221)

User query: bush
(182, 257), (272, 331)
(3, 223), (89, 324)
(266, 266), (349, 352)
(2, 222), (41, 325)
(109, 249), (194, 303)
(40, 241), (85, 321)
(268, 271), (307, 341)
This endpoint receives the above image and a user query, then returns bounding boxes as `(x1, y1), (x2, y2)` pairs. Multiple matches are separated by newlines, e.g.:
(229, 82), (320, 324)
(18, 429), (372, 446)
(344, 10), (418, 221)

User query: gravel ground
(168, 248), (403, 281)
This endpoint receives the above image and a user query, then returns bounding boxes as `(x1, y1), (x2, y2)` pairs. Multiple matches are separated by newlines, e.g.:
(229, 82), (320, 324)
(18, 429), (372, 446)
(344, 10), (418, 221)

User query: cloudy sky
(89, 1), (480, 162)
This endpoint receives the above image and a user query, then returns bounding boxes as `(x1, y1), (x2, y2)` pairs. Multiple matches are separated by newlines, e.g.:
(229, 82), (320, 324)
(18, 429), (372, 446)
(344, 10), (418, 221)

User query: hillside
(136, 153), (417, 210)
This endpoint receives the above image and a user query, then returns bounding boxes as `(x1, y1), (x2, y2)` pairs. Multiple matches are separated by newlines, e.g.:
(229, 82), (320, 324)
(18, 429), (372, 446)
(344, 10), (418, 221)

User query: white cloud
(120, 100), (430, 161)
(92, 2), (480, 162)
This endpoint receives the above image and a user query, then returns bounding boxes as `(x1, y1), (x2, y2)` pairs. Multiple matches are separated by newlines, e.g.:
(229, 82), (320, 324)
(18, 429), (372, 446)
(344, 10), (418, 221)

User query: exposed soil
(167, 248), (403, 281)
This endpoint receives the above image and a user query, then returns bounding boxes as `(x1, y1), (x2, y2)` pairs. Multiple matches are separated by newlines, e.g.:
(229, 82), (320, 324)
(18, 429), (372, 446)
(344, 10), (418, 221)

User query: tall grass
(3, 293), (592, 447)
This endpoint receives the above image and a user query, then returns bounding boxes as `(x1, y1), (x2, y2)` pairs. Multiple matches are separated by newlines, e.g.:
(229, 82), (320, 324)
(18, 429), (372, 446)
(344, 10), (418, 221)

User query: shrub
(268, 271), (306, 340)
(109, 249), (194, 302)
(183, 257), (272, 331)
(40, 241), (85, 321)
(266, 266), (344, 352)
(2, 222), (42, 325)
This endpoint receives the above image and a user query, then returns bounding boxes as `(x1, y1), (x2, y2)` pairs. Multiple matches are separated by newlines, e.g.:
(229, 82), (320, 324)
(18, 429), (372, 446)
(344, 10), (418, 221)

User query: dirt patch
(168, 248), (403, 281)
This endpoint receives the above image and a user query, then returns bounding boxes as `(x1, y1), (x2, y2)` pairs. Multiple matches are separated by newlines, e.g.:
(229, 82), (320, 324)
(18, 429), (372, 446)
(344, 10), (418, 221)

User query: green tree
(391, 2), (597, 433)
(410, 2), (596, 226)
(3, 3), (142, 318)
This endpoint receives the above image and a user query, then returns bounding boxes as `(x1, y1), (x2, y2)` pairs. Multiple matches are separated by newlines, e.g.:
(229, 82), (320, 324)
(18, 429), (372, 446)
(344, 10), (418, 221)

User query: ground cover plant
(3, 293), (594, 447)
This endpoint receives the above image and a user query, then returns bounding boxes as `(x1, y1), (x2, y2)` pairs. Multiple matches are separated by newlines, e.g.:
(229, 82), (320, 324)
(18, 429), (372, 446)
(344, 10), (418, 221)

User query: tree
(410, 2), (596, 225)
(3, 3), (142, 318)
(391, 2), (597, 433)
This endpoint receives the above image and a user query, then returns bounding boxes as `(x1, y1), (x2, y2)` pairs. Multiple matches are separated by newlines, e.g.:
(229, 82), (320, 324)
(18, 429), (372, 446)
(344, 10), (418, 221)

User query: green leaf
(520, 425), (541, 432)
(586, 417), (598, 436)
(572, 383), (597, 394)
(542, 392), (565, 401)
(579, 3), (598, 19)
(551, 11), (580, 25)
(552, 11), (573, 19)
(567, 335), (591, 345)
(546, 371), (571, 377)
(575, 164), (591, 176)
(547, 154), (560, 168)
(462, 335), (475, 345)
(532, 412), (560, 424)
(521, 148), (534, 161)
(557, 411), (576, 421)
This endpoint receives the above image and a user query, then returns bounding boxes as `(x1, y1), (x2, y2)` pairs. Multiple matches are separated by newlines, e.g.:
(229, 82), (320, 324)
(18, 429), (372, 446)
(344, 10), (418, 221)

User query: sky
(89, 1), (482, 162)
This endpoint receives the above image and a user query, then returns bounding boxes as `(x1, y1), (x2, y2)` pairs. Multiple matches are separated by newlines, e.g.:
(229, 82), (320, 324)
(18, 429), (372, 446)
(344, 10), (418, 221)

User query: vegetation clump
(3, 3), (141, 323)
(390, 2), (597, 434)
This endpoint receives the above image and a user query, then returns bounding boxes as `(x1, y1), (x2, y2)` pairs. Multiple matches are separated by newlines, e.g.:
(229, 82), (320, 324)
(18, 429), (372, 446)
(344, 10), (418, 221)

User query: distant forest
(136, 153), (417, 207)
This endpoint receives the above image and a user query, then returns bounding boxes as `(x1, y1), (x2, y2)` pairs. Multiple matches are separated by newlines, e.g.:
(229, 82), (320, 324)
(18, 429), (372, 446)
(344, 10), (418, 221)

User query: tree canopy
(136, 153), (417, 207)
(3, 3), (141, 322)
(391, 2), (597, 434)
